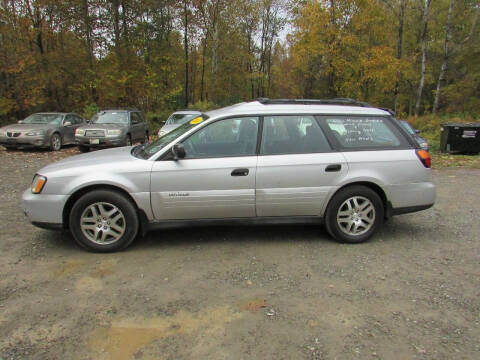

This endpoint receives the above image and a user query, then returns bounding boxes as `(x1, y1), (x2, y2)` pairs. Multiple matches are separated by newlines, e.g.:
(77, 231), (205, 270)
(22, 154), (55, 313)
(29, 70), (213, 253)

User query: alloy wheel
(336, 196), (375, 236)
(80, 202), (126, 245)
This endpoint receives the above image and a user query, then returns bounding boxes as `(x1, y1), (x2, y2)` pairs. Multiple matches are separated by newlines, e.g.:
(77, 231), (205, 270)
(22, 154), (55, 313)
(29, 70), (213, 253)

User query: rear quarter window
(322, 116), (410, 150)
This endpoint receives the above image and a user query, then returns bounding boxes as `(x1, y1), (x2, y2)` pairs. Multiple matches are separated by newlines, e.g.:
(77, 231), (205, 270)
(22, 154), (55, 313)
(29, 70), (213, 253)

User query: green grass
(407, 114), (480, 169)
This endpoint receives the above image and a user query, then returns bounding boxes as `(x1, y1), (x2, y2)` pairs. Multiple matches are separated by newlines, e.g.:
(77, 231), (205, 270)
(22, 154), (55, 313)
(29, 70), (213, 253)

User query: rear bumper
(22, 189), (68, 228)
(386, 181), (436, 209)
(391, 203), (434, 216)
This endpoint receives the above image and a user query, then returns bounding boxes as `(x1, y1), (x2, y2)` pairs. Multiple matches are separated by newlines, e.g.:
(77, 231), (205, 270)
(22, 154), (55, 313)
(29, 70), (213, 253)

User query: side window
(325, 117), (402, 149)
(182, 117), (259, 158)
(260, 115), (331, 155)
(64, 115), (74, 125)
(131, 112), (141, 124)
(75, 116), (84, 124)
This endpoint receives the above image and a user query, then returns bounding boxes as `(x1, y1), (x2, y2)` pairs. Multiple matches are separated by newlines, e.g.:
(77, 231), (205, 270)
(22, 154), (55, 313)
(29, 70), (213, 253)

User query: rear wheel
(69, 190), (139, 252)
(325, 185), (384, 244)
(50, 133), (62, 151)
(78, 145), (90, 153)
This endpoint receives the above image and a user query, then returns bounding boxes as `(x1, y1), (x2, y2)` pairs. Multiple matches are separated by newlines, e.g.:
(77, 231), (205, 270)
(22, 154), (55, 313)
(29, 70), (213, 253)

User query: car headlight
(158, 130), (166, 137)
(26, 130), (45, 136)
(31, 175), (47, 194)
(106, 129), (122, 136)
(75, 128), (85, 136)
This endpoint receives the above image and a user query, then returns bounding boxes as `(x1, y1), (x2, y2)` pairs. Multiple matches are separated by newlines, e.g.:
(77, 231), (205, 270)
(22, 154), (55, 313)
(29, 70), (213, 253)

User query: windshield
(136, 116), (206, 159)
(23, 114), (63, 125)
(166, 113), (199, 125)
(399, 121), (415, 135)
(93, 111), (128, 124)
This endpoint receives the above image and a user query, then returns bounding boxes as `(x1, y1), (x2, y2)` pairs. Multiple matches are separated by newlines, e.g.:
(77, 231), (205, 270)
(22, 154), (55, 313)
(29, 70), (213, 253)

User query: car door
(130, 112), (143, 141)
(150, 117), (259, 220)
(256, 115), (348, 217)
(62, 114), (76, 144)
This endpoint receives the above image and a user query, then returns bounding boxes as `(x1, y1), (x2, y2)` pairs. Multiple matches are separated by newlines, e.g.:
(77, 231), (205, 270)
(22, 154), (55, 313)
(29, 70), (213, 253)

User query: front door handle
(231, 168), (249, 176)
(325, 164), (342, 172)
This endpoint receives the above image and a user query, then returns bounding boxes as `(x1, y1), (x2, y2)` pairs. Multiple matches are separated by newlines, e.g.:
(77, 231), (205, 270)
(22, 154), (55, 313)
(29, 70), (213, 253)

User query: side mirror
(64, 121), (72, 126)
(415, 129), (421, 134)
(171, 143), (186, 160)
(17, 120), (23, 124)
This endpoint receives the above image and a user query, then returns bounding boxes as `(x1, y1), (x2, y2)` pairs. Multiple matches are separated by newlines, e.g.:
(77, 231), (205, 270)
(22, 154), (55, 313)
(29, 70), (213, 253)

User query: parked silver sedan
(23, 99), (436, 252)
(157, 110), (201, 137)
(0, 113), (86, 151)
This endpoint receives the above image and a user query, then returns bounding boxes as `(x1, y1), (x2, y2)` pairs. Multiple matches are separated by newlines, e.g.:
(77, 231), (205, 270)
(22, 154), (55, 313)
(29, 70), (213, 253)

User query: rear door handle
(231, 168), (249, 176)
(325, 164), (342, 172)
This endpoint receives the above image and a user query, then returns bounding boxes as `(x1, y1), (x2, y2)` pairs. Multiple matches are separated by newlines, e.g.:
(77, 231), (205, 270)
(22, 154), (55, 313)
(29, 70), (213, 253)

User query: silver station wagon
(23, 99), (436, 252)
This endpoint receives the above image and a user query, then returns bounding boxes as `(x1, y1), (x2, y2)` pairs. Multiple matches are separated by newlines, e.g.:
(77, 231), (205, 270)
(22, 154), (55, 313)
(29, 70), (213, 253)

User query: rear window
(324, 117), (405, 149)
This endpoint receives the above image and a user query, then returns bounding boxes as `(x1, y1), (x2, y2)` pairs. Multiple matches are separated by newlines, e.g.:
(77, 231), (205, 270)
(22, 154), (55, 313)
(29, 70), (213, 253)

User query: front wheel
(69, 190), (139, 252)
(325, 185), (384, 244)
(50, 133), (62, 151)
(78, 145), (90, 153)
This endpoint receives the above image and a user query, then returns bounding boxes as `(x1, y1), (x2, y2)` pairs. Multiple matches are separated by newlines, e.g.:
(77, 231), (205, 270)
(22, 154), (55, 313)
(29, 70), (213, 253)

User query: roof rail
(379, 107), (396, 116)
(175, 108), (201, 112)
(254, 98), (373, 107)
(99, 107), (139, 112)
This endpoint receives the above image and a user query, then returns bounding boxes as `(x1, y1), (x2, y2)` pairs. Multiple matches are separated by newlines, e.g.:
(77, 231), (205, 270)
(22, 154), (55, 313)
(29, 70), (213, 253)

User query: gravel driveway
(1, 147), (479, 360)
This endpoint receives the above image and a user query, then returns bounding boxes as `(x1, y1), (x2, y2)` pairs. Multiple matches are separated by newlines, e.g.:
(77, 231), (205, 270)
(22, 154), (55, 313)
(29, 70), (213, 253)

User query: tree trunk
(184, 0), (189, 107)
(112, 0), (121, 61)
(200, 38), (207, 102)
(433, 0), (455, 115)
(415, 0), (432, 116)
(393, 0), (406, 114)
(82, 0), (94, 73)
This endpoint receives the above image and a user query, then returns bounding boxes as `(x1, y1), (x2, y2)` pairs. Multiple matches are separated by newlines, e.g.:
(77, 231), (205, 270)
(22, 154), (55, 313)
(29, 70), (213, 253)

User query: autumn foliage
(0, 0), (478, 125)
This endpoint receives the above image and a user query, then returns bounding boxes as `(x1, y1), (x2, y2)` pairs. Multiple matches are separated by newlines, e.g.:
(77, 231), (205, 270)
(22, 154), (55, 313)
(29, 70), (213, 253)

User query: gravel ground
(0, 147), (479, 360)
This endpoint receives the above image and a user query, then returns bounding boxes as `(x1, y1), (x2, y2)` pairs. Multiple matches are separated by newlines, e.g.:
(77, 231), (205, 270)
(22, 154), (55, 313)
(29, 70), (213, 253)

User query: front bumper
(75, 135), (125, 147)
(0, 135), (49, 148)
(22, 189), (68, 228)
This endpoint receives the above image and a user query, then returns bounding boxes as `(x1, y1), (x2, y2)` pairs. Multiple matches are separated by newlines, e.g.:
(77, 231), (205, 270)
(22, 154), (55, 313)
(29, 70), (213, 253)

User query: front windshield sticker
(190, 117), (203, 125)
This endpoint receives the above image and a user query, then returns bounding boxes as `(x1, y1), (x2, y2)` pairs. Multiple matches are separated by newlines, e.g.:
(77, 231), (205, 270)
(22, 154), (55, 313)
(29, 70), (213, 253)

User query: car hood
(1, 123), (56, 132)
(160, 124), (181, 133)
(38, 146), (141, 175)
(78, 123), (126, 131)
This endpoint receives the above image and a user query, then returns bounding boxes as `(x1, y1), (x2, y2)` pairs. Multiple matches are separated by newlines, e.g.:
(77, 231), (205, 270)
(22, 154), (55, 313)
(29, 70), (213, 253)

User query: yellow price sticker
(190, 117), (203, 125)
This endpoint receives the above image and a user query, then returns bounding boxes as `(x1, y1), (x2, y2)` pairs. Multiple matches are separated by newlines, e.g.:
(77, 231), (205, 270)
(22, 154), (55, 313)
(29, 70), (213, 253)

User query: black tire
(78, 145), (90, 153)
(125, 135), (132, 146)
(325, 185), (384, 244)
(4, 146), (17, 151)
(142, 132), (149, 144)
(50, 133), (62, 151)
(69, 189), (139, 252)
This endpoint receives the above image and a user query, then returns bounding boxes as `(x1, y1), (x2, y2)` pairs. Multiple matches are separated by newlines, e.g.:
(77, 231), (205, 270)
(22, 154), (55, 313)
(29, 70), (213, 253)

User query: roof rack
(99, 107), (139, 112)
(255, 98), (373, 107)
(175, 108), (201, 112)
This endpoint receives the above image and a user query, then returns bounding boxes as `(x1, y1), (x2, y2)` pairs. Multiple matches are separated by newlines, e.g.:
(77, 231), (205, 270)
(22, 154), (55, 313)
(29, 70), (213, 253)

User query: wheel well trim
(62, 184), (149, 235)
(321, 181), (389, 218)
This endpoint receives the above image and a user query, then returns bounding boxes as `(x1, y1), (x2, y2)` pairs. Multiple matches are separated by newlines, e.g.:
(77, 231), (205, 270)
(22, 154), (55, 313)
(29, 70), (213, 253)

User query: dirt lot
(0, 147), (479, 360)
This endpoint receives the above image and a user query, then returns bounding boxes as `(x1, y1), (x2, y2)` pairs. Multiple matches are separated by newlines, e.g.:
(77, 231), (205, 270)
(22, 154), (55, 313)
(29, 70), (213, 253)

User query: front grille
(85, 130), (106, 137)
(7, 132), (21, 138)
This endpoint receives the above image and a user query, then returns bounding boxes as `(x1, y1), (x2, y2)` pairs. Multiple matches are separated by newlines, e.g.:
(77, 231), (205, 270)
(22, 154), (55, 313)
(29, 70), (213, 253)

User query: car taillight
(416, 149), (431, 168)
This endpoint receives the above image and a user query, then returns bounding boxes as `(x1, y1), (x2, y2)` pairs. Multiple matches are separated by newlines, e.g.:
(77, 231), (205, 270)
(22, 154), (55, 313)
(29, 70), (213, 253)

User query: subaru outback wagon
(23, 99), (435, 252)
